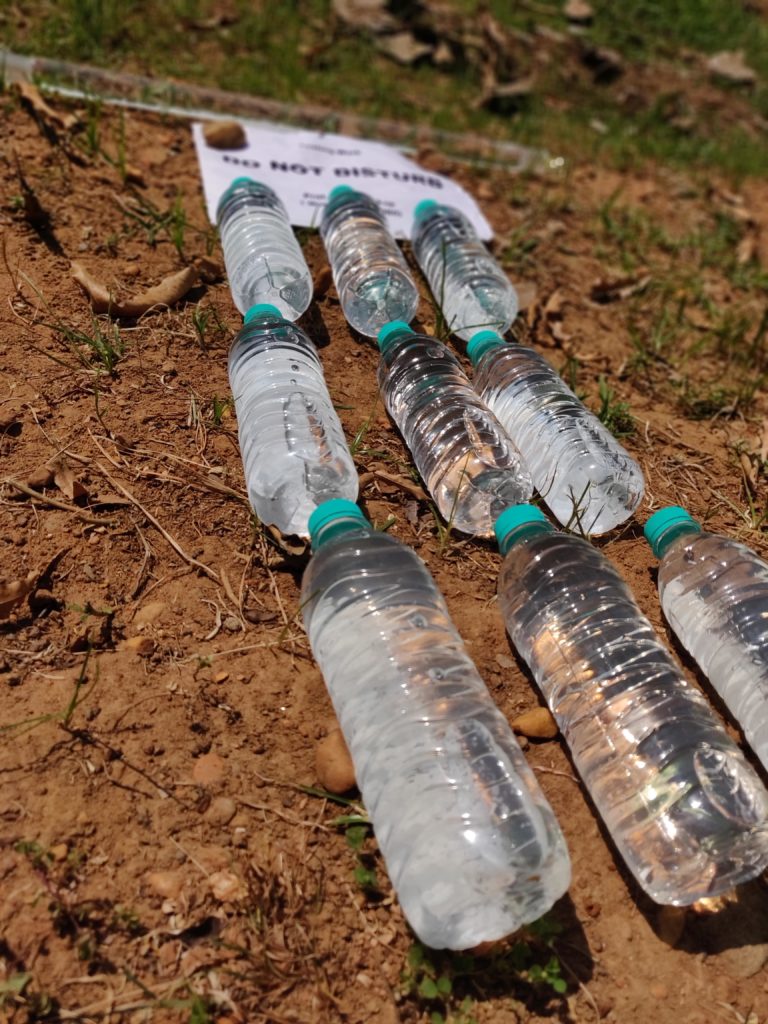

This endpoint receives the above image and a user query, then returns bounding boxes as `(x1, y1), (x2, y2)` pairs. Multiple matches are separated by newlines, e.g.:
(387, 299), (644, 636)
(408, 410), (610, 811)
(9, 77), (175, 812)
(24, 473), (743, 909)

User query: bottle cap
(308, 499), (368, 548)
(229, 176), (257, 189)
(494, 504), (552, 554)
(377, 320), (413, 351)
(323, 184), (360, 216)
(644, 506), (700, 557)
(467, 330), (504, 365)
(244, 303), (282, 324)
(413, 199), (439, 221)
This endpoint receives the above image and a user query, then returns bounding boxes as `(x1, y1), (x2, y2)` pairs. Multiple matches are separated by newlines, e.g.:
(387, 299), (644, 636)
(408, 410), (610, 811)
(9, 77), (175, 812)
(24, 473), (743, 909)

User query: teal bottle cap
(494, 504), (551, 553)
(308, 499), (368, 546)
(413, 199), (439, 220)
(467, 330), (504, 365)
(377, 320), (414, 351)
(328, 184), (357, 201)
(229, 176), (257, 189)
(324, 184), (360, 215)
(244, 303), (282, 324)
(644, 506), (700, 557)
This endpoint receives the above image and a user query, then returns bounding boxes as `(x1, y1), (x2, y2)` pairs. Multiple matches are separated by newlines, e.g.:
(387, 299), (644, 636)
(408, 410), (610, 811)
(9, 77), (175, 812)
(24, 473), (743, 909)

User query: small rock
(205, 796), (237, 826)
(209, 869), (245, 901)
(161, 360), (177, 376)
(649, 983), (669, 1000)
(120, 635), (155, 656)
(49, 843), (68, 861)
(213, 671), (229, 684)
(193, 751), (225, 786)
(315, 729), (356, 794)
(222, 615), (241, 632)
(510, 706), (558, 739)
(146, 870), (184, 900)
(495, 653), (515, 670)
(203, 120), (247, 149)
(133, 600), (167, 626)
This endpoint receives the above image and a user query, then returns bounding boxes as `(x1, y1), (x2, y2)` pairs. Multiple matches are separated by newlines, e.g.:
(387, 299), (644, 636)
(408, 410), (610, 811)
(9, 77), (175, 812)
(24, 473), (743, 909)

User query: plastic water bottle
(228, 305), (358, 536)
(411, 199), (518, 341)
(216, 177), (312, 319)
(495, 504), (768, 905)
(377, 322), (532, 537)
(645, 506), (768, 774)
(469, 332), (645, 535)
(320, 185), (419, 337)
(301, 499), (571, 950)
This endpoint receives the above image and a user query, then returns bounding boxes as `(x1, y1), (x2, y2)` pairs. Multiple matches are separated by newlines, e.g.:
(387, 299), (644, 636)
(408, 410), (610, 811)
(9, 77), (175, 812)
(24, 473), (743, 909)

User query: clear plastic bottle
(469, 332), (645, 535)
(411, 199), (518, 341)
(320, 185), (419, 337)
(228, 304), (358, 537)
(377, 321), (532, 537)
(301, 499), (571, 950)
(495, 504), (768, 905)
(216, 177), (312, 319)
(646, 506), (768, 774)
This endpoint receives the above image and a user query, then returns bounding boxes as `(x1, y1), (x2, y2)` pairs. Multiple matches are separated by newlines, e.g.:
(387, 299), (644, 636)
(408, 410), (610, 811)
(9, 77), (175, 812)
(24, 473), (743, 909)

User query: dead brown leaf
(590, 272), (651, 304)
(71, 262), (199, 317)
(707, 50), (757, 86)
(0, 571), (37, 619)
(16, 81), (79, 132)
(332, 0), (397, 33)
(49, 457), (89, 503)
(376, 31), (433, 65)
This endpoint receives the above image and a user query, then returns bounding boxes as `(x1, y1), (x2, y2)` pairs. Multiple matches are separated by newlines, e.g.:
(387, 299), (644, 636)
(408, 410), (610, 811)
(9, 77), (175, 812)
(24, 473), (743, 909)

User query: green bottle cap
(323, 184), (361, 216)
(244, 303), (282, 324)
(494, 504), (552, 555)
(377, 320), (414, 352)
(413, 199), (439, 220)
(644, 506), (700, 557)
(308, 499), (369, 549)
(467, 330), (504, 366)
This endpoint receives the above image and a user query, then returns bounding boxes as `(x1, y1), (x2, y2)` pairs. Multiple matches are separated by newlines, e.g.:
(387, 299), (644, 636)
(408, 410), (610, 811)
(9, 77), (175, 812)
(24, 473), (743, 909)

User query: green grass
(6, 0), (768, 177)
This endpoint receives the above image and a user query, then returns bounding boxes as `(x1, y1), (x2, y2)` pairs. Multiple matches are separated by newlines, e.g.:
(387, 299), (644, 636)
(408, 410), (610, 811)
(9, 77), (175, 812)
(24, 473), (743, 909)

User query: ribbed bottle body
(301, 527), (571, 949)
(378, 334), (532, 536)
(497, 531), (768, 905)
(217, 180), (311, 319)
(412, 205), (518, 341)
(321, 192), (419, 336)
(659, 530), (768, 772)
(228, 315), (358, 536)
(474, 344), (644, 534)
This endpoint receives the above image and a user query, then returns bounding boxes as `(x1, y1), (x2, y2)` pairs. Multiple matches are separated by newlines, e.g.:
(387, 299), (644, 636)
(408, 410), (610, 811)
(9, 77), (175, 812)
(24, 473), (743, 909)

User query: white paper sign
(192, 121), (493, 240)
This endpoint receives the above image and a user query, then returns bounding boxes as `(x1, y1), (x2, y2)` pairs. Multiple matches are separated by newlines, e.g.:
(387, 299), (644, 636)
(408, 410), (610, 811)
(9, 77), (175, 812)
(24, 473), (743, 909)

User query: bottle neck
(498, 519), (555, 556)
(312, 517), (372, 550)
(654, 522), (701, 558)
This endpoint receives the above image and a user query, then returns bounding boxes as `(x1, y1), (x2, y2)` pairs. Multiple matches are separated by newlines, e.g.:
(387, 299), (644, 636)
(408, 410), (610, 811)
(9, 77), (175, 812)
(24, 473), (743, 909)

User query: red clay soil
(2, 94), (768, 1024)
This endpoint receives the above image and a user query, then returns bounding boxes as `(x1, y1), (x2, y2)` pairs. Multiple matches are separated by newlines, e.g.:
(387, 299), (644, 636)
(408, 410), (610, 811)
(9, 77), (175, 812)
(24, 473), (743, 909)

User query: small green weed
(191, 302), (225, 351)
(596, 377), (635, 437)
(209, 394), (233, 426)
(51, 314), (124, 375)
(335, 814), (381, 895)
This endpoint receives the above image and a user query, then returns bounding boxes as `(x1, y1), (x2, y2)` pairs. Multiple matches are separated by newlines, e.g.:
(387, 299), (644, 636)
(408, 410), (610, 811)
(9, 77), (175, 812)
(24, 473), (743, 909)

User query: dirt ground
(3, 91), (768, 1024)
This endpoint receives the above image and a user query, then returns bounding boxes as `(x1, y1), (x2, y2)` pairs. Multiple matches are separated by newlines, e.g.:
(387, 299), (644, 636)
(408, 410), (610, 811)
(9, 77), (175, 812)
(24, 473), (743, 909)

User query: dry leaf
(707, 50), (757, 86)
(564, 0), (593, 22)
(376, 32), (433, 65)
(332, 0), (398, 33)
(71, 262), (199, 317)
(0, 571), (37, 619)
(16, 81), (79, 132)
(203, 121), (247, 149)
(590, 272), (651, 304)
(49, 457), (88, 502)
(26, 464), (55, 489)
